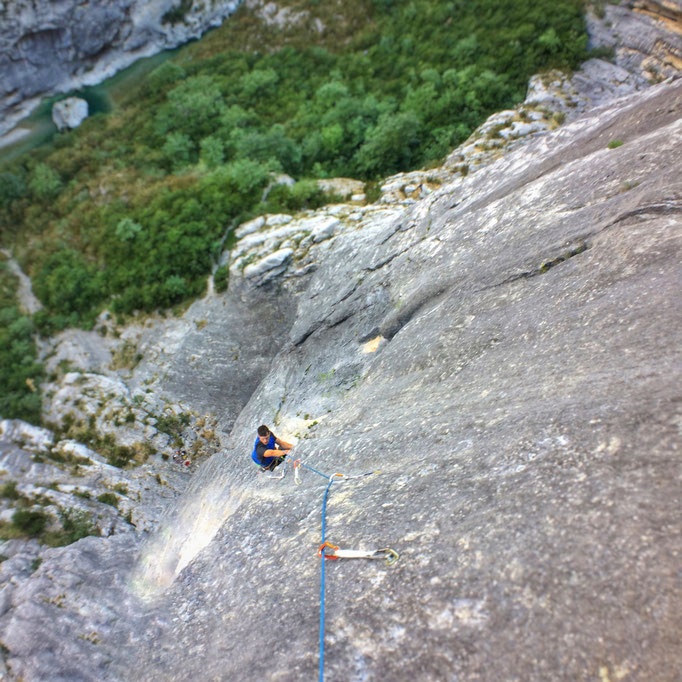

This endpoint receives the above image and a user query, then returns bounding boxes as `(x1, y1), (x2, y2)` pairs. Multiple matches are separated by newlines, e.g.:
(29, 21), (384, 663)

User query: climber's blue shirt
(252, 434), (279, 467)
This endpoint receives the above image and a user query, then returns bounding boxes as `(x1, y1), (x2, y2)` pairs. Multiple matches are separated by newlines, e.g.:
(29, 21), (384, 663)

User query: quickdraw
(316, 468), (395, 682)
(318, 542), (399, 566)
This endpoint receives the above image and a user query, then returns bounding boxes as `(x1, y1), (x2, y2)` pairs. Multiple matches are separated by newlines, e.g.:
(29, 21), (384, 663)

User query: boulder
(51, 97), (89, 130)
(317, 177), (366, 200)
(242, 247), (294, 280)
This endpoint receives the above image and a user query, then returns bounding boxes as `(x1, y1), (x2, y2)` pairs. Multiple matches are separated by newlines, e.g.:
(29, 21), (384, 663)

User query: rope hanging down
(258, 452), (397, 680)
(315, 468), (398, 682)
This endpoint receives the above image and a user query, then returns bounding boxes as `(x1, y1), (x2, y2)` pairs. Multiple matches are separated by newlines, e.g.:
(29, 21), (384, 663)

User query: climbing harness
(265, 459), (287, 480)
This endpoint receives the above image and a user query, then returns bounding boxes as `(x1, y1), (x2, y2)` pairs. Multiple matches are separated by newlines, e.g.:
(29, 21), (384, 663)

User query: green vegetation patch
(155, 411), (190, 447)
(96, 492), (119, 508)
(0, 506), (97, 547)
(53, 412), (149, 468)
(11, 508), (48, 536)
(0, 480), (20, 500)
(0, 255), (43, 423)
(0, 0), (588, 328)
(45, 508), (99, 546)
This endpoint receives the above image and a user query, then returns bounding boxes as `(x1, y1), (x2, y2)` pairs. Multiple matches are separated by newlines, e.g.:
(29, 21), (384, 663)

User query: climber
(251, 424), (293, 471)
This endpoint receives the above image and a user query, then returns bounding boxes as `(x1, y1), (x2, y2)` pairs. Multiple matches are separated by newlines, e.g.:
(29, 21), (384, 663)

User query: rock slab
(1, 77), (679, 682)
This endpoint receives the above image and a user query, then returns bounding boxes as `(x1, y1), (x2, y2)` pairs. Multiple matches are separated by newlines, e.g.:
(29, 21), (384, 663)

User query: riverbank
(0, 48), (177, 166)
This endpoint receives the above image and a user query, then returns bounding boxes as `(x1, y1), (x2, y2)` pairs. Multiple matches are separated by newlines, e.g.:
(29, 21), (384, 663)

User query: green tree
(163, 275), (188, 304)
(239, 68), (279, 99)
(0, 171), (26, 208)
(115, 217), (143, 242)
(147, 61), (187, 94)
(33, 249), (104, 317)
(155, 75), (225, 140)
(199, 136), (225, 169)
(29, 163), (62, 201)
(161, 132), (194, 170)
(232, 124), (301, 175)
(354, 112), (423, 176)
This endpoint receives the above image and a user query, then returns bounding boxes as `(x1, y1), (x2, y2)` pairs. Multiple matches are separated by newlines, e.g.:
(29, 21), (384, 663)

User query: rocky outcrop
(0, 418), (186, 536)
(587, 0), (682, 82)
(1, 74), (679, 681)
(0, 0), (242, 135)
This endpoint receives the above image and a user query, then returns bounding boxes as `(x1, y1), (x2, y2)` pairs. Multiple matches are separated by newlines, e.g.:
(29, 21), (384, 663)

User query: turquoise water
(0, 48), (179, 165)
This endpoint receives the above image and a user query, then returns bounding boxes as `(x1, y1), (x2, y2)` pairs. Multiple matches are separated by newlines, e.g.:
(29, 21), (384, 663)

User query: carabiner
(377, 548), (399, 566)
(317, 541), (339, 560)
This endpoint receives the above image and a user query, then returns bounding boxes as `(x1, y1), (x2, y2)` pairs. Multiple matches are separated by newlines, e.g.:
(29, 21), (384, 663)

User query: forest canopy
(0, 0), (589, 331)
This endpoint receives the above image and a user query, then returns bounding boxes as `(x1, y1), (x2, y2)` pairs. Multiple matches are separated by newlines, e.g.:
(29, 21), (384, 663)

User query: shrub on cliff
(11, 509), (48, 537)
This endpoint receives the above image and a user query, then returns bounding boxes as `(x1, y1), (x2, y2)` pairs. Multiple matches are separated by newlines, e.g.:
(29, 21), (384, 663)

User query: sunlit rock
(51, 96), (88, 131)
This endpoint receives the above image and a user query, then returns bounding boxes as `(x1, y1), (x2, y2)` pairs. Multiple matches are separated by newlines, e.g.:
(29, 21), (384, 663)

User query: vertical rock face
(0, 0), (242, 135)
(133, 78), (682, 682)
(1, 74), (679, 682)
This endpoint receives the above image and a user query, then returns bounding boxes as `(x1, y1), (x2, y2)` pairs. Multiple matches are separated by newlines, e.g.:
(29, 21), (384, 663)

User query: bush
(12, 509), (48, 537)
(0, 171), (27, 208)
(28, 163), (62, 201)
(147, 62), (187, 94)
(56, 508), (99, 545)
(199, 136), (225, 169)
(162, 0), (193, 26)
(0, 481), (20, 500)
(96, 492), (119, 508)
(213, 264), (230, 293)
(354, 112), (423, 176)
(33, 249), (105, 317)
(115, 218), (143, 242)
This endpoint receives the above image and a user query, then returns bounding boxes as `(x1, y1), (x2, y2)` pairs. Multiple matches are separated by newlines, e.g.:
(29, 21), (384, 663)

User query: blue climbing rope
(319, 473), (339, 682)
(283, 454), (378, 681)
(298, 459), (331, 480)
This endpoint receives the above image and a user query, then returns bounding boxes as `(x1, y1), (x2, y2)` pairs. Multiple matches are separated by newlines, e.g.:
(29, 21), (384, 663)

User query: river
(0, 48), (179, 166)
